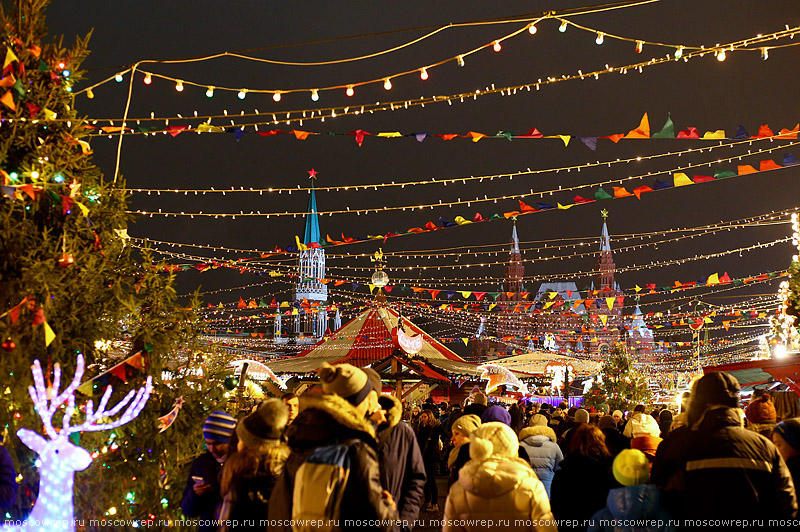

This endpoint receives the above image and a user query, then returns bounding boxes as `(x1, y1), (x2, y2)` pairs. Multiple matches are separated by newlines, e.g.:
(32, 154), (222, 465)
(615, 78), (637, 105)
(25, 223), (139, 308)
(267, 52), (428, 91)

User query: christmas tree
(0, 2), (225, 529)
(582, 343), (651, 412)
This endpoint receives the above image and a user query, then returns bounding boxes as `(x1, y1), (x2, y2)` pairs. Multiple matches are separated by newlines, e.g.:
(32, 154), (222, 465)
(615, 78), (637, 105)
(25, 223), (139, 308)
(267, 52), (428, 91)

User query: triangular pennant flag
(606, 297), (615, 310)
(3, 48), (18, 70)
(737, 165), (758, 175)
(557, 135), (570, 146)
(462, 338), (469, 346)
(557, 202), (574, 210)
(605, 134), (624, 143)
(612, 186), (633, 198)
(599, 314), (608, 326)
(652, 113), (675, 138)
(594, 187), (613, 200)
(673, 173), (693, 187)
(0, 90), (15, 111)
(43, 321), (55, 346)
(752, 124), (774, 138)
(702, 130), (726, 139)
(760, 160), (781, 171)
(707, 273), (720, 285)
(733, 125), (749, 139)
(677, 127), (700, 139)
(578, 137), (597, 150)
(625, 113), (650, 138)
(467, 131), (486, 142)
(777, 124), (800, 139)
(291, 130), (312, 140)
(414, 133), (427, 143)
(377, 132), (402, 138)
(460, 291), (472, 299)
(632, 186), (653, 199)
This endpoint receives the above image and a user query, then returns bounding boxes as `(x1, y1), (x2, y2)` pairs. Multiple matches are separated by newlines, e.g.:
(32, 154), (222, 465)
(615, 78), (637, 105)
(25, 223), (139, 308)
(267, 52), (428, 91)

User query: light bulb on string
(86, 89), (94, 99)
(115, 73), (123, 83)
(143, 74), (152, 85)
(346, 85), (354, 97)
(493, 41), (502, 52)
(716, 49), (727, 62)
(559, 20), (568, 33)
(273, 92), (282, 102)
(237, 89), (247, 100)
(761, 47), (769, 60)
(457, 55), (465, 67)
(595, 33), (604, 45)
(528, 24), (537, 35)
(175, 80), (184, 92)
(420, 68), (428, 80)
(674, 47), (683, 59)
(635, 41), (643, 53)
(383, 78), (392, 90)
(205, 86), (214, 98)
(311, 89), (319, 101)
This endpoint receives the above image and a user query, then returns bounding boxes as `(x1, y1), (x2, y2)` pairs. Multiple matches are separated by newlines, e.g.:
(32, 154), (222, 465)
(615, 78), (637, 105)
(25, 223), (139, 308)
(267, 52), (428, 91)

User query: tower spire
(511, 219), (520, 254)
(303, 169), (320, 245)
(596, 209), (616, 289)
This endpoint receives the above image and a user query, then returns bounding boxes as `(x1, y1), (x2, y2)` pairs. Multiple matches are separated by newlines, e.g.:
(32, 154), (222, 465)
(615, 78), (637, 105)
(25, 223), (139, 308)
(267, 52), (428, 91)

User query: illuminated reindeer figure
(6, 354), (152, 532)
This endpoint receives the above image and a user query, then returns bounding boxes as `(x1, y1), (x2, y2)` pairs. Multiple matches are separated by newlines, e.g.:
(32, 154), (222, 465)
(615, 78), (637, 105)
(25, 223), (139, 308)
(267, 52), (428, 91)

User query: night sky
(44, 0), (800, 363)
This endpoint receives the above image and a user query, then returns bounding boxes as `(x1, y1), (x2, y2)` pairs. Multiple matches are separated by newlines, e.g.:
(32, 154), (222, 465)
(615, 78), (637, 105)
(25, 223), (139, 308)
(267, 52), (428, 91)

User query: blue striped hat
(203, 411), (237, 443)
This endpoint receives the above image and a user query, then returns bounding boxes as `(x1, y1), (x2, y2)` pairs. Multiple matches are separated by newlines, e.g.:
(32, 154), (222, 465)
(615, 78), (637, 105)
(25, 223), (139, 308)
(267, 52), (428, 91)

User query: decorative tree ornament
(57, 252), (74, 268)
(1, 338), (15, 351)
(13, 354), (152, 532)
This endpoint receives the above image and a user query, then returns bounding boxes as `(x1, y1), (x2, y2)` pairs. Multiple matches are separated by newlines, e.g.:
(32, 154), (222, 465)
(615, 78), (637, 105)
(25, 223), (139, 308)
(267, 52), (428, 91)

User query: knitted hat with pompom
(469, 422), (519, 461)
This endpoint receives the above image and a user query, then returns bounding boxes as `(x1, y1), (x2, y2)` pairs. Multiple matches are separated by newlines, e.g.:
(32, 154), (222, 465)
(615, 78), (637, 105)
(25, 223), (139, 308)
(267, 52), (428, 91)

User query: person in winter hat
(481, 404), (512, 426)
(628, 413), (662, 461)
(745, 392), (777, 437)
(444, 422), (556, 532)
(363, 367), (426, 532)
(181, 411), (237, 532)
(773, 418), (800, 492)
(519, 421), (562, 499)
(598, 415), (629, 458)
(219, 400), (289, 531)
(448, 414), (482, 485)
(657, 409), (673, 439)
(588, 449), (674, 532)
(267, 363), (397, 532)
(463, 391), (489, 418)
(651, 371), (797, 523)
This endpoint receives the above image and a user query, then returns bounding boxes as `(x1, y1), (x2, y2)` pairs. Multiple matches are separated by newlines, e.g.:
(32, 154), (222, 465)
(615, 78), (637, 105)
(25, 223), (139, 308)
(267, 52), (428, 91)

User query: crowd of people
(180, 365), (800, 531)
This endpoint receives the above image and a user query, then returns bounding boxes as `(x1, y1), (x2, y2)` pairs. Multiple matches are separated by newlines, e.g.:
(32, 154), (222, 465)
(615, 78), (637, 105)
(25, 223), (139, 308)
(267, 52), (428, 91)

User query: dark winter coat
(550, 454), (618, 532)
(0, 445), (16, 507)
(786, 455), (800, 499)
(180, 451), (223, 532)
(462, 403), (488, 419)
(376, 394), (426, 531)
(416, 422), (445, 463)
(218, 447), (287, 532)
(267, 392), (397, 532)
(651, 406), (797, 524)
(588, 484), (675, 532)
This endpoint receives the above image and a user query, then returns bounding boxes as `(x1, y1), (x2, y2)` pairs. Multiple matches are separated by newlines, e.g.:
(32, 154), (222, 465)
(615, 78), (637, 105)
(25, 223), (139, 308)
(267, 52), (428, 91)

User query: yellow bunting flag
(488, 304), (497, 311)
(377, 132), (402, 138)
(44, 321), (55, 346)
(454, 216), (472, 225)
(673, 173), (693, 187)
(74, 201), (89, 216)
(3, 48), (18, 69)
(197, 123), (224, 133)
(558, 135), (570, 146)
(634, 285), (642, 293)
(702, 130), (726, 139)
(548, 292), (558, 299)
(625, 113), (650, 138)
(599, 314), (608, 326)
(368, 284), (376, 293)
(606, 297), (615, 310)
(462, 338), (469, 346)
(295, 235), (308, 251)
(707, 273), (720, 285)
(460, 291), (472, 299)
(557, 202), (574, 210)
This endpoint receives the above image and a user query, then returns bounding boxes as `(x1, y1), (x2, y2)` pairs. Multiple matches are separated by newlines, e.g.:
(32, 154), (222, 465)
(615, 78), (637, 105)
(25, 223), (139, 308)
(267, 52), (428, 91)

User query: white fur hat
(630, 412), (661, 438)
(469, 422), (519, 461)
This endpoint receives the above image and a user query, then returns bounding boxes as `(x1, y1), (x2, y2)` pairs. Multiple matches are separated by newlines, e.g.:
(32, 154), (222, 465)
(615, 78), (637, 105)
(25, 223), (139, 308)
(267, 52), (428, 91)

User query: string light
(635, 40), (643, 53)
(311, 89), (319, 101)
(383, 78), (392, 90)
(457, 55), (465, 67)
(175, 80), (184, 92)
(205, 86), (214, 98)
(493, 41), (502, 52)
(559, 20), (568, 32)
(237, 89), (247, 100)
(115, 73), (123, 83)
(86, 89), (94, 99)
(716, 49), (727, 61)
(346, 85), (355, 97)
(143, 73), (152, 85)
(595, 32), (604, 45)
(273, 92), (282, 102)
(528, 24), (537, 35)
(420, 68), (429, 81)
(761, 47), (769, 60)
(674, 47), (684, 58)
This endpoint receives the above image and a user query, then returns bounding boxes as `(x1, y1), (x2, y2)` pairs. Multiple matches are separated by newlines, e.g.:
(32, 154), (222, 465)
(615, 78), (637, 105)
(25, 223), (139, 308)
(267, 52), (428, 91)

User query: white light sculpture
(6, 354), (152, 532)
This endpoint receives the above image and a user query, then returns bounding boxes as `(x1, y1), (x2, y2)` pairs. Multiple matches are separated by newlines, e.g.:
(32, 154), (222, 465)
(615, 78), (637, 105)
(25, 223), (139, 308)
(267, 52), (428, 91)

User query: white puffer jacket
(443, 455), (557, 532)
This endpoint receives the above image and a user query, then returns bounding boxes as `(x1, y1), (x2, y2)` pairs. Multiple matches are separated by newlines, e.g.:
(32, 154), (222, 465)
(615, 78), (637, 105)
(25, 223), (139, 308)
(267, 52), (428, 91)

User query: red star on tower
(308, 168), (318, 179)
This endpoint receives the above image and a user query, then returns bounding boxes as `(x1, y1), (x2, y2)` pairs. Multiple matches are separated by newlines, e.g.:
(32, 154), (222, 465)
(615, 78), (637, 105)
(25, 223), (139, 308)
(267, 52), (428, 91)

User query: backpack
(292, 443), (352, 532)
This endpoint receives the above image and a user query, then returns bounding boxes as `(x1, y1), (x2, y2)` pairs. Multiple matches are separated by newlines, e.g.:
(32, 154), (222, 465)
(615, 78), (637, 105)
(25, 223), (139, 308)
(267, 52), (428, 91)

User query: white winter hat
(469, 422), (519, 461)
(630, 412), (661, 438)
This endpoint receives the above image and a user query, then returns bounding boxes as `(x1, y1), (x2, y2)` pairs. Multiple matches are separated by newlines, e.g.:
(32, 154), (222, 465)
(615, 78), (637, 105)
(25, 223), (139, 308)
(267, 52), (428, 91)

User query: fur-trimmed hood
(286, 392), (377, 452)
(520, 426), (557, 443)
